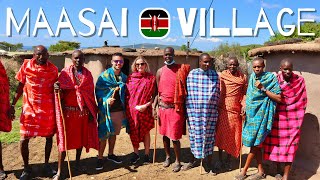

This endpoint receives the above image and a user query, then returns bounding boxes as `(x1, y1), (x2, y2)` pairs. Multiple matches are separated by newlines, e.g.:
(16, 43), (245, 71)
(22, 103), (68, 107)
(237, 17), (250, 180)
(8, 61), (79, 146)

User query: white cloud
(195, 37), (223, 43)
(301, 14), (320, 21)
(161, 37), (177, 42)
(261, 2), (280, 9)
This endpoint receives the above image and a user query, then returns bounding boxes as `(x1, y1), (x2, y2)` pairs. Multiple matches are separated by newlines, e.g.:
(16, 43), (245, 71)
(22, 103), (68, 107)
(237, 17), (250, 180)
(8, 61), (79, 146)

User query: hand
(240, 106), (246, 116)
(107, 98), (116, 106)
(135, 104), (147, 112)
(254, 80), (264, 90)
(54, 82), (60, 93)
(8, 106), (15, 120)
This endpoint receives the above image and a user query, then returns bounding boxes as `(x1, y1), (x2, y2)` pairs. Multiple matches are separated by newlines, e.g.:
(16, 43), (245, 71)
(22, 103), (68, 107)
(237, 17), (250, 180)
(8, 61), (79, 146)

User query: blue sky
(0, 0), (319, 51)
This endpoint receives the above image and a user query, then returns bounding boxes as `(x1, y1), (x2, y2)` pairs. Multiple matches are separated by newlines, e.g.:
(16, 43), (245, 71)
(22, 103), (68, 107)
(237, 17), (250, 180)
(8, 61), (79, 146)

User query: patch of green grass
(0, 120), (20, 143)
(0, 98), (22, 144)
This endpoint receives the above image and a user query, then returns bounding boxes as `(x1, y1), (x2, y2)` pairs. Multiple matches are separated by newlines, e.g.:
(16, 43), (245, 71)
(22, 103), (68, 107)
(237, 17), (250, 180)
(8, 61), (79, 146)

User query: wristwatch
(261, 87), (267, 92)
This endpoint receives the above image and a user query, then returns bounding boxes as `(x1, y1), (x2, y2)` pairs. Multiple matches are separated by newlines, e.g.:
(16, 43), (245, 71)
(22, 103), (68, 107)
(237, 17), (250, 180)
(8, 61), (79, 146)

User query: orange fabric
(0, 60), (11, 132)
(16, 59), (58, 138)
(215, 70), (247, 158)
(174, 64), (190, 113)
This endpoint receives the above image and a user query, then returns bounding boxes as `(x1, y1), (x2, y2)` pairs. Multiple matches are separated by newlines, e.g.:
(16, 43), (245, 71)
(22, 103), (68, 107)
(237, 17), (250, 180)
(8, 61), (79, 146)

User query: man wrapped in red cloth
(53, 50), (99, 180)
(126, 56), (156, 164)
(10, 45), (58, 179)
(264, 59), (307, 180)
(156, 47), (190, 172)
(0, 60), (14, 179)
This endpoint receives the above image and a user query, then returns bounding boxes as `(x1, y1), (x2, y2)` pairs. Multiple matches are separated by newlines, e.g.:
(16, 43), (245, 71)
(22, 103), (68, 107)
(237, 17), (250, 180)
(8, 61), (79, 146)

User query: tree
(210, 42), (262, 61)
(49, 41), (80, 52)
(265, 22), (320, 44)
(180, 44), (188, 51)
(0, 42), (23, 51)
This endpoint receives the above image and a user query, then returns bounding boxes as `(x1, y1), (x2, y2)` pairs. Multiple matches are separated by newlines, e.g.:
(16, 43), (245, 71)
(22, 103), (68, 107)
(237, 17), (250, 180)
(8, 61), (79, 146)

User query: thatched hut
(63, 47), (201, 83)
(248, 39), (320, 175)
(0, 52), (65, 72)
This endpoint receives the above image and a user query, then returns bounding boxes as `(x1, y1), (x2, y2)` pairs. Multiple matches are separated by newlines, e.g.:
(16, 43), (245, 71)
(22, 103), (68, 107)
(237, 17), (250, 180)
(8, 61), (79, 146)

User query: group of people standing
(0, 45), (307, 180)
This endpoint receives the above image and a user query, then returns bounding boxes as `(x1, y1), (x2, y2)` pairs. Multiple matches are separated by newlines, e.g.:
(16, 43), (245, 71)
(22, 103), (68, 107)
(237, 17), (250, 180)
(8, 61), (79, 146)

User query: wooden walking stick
(153, 119), (158, 164)
(57, 92), (72, 180)
(200, 159), (203, 174)
(239, 114), (245, 172)
(153, 95), (159, 164)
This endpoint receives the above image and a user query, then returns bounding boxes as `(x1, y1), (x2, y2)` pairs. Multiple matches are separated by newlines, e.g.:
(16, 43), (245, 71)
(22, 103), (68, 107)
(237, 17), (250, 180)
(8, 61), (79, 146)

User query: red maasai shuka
(158, 65), (186, 140)
(55, 65), (99, 152)
(215, 70), (247, 158)
(125, 72), (155, 148)
(16, 59), (58, 138)
(264, 72), (307, 162)
(0, 60), (12, 132)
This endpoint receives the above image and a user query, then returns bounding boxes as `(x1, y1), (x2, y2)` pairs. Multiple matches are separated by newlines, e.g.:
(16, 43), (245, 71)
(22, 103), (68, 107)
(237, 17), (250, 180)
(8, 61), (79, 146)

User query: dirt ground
(2, 128), (320, 180)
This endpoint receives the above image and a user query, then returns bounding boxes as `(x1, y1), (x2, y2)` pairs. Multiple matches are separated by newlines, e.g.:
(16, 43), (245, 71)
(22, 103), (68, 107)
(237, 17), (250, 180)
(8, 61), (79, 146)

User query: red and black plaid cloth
(125, 72), (156, 148)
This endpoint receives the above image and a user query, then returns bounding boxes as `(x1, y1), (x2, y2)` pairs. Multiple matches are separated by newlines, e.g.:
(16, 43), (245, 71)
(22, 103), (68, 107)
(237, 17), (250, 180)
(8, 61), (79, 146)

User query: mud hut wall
(264, 53), (320, 172)
(123, 56), (199, 75)
(65, 55), (108, 84)
(49, 55), (65, 72)
(64, 54), (199, 84)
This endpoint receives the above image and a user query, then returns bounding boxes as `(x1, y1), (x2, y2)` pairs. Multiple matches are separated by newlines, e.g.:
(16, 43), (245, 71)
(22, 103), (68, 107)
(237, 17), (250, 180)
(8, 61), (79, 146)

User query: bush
(6, 67), (19, 99)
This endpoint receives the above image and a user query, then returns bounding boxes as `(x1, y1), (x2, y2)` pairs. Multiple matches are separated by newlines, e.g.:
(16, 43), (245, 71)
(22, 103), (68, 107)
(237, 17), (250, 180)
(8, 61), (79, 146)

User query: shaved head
(252, 57), (265, 66)
(280, 58), (293, 68)
(34, 45), (47, 54)
(164, 47), (174, 54)
(228, 57), (239, 64)
(33, 45), (49, 65)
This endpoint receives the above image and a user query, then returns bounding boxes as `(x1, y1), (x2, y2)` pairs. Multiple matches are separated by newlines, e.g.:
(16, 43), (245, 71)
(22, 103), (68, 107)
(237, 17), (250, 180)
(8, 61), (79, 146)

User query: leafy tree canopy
(180, 44), (187, 51)
(209, 42), (262, 61)
(0, 42), (23, 51)
(49, 41), (80, 52)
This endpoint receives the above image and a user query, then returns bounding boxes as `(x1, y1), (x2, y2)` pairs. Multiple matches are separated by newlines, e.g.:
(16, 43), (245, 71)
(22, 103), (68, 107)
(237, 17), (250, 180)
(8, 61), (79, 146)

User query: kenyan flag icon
(139, 8), (170, 39)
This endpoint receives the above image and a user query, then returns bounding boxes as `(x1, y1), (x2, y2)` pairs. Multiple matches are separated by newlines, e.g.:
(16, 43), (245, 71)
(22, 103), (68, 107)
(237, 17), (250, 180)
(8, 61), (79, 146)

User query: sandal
(275, 174), (283, 180)
(0, 170), (6, 180)
(172, 163), (182, 172)
(52, 174), (60, 180)
(248, 173), (266, 180)
(20, 167), (32, 180)
(209, 170), (217, 176)
(162, 158), (171, 168)
(181, 161), (196, 171)
(234, 173), (248, 180)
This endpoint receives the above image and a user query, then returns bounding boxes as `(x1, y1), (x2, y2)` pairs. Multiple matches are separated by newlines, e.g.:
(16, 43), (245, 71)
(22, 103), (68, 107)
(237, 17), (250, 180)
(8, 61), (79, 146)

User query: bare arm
(9, 82), (24, 118)
(255, 80), (281, 103)
(11, 82), (24, 106)
(265, 90), (282, 103)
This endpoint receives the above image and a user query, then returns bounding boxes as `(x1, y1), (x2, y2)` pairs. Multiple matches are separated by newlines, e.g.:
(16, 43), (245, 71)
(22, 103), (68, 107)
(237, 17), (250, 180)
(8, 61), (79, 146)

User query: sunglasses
(113, 60), (124, 64)
(135, 63), (146, 66)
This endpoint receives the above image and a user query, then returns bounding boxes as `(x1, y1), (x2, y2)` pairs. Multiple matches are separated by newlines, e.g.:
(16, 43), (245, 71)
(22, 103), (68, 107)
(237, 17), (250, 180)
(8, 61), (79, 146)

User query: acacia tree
(0, 42), (23, 51)
(49, 41), (80, 52)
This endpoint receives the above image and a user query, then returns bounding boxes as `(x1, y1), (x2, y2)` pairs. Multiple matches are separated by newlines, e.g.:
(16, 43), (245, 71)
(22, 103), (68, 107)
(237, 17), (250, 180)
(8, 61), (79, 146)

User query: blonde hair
(131, 56), (150, 73)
